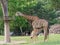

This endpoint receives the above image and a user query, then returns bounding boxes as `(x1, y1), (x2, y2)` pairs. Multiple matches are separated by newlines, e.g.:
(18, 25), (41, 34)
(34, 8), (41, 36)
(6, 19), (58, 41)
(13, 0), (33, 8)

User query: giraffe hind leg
(43, 26), (48, 42)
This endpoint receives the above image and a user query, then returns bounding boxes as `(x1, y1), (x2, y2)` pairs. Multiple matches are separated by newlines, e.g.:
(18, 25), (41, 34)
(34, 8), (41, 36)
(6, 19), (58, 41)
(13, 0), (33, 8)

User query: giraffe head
(15, 11), (24, 16)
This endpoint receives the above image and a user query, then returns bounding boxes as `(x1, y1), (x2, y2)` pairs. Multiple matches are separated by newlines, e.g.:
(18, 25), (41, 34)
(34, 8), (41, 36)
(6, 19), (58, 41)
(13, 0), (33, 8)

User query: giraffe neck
(20, 14), (39, 21)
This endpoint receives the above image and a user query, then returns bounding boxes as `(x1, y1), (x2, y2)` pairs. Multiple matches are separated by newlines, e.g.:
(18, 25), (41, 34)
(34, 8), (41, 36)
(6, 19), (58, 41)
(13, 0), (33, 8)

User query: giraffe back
(32, 19), (48, 29)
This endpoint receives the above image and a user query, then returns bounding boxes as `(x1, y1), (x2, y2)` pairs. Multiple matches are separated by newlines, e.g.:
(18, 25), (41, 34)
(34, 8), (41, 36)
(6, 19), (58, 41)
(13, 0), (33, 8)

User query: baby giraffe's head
(30, 31), (36, 39)
(30, 30), (40, 39)
(15, 11), (23, 16)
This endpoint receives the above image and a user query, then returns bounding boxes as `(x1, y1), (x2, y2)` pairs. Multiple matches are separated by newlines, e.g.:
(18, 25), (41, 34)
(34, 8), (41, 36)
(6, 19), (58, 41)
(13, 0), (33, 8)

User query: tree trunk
(20, 27), (23, 34)
(4, 21), (10, 43)
(0, 0), (11, 43)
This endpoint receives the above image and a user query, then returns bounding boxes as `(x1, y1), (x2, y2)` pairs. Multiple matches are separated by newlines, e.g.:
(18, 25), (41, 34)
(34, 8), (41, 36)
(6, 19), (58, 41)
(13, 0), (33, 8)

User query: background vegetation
(0, 0), (60, 35)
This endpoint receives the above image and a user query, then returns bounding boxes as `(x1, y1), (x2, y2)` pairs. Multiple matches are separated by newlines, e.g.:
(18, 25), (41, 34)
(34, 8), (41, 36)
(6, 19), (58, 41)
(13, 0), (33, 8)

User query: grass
(0, 34), (60, 45)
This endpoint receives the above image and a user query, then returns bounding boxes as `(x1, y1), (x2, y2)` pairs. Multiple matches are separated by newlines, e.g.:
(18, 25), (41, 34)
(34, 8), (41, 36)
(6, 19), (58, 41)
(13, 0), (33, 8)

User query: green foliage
(51, 0), (60, 10)
(0, 0), (60, 34)
(52, 18), (60, 24)
(10, 16), (29, 28)
(0, 6), (3, 16)
(0, 5), (4, 35)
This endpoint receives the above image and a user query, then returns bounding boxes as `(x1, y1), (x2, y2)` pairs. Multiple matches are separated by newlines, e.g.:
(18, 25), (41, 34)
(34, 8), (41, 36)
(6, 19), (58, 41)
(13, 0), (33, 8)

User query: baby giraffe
(30, 29), (42, 43)
(16, 12), (49, 42)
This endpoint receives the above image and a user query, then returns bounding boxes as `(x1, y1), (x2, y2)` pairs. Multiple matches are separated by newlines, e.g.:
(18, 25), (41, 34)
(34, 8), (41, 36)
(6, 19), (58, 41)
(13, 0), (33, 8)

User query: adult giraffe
(16, 12), (49, 41)
(0, 0), (10, 43)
